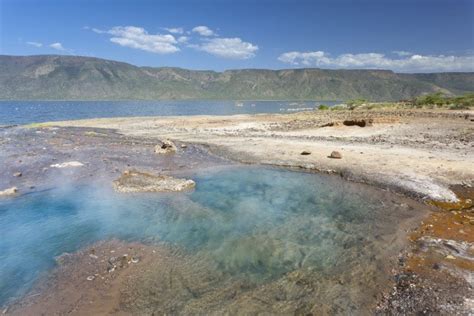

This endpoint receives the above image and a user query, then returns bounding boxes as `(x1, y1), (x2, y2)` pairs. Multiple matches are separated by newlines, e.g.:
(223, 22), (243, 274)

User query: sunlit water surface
(0, 167), (419, 307)
(0, 100), (339, 125)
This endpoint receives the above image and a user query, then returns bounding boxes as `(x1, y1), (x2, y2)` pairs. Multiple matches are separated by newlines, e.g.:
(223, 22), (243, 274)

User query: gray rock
(154, 140), (177, 155)
(0, 187), (18, 197)
(329, 151), (342, 159)
(113, 170), (195, 193)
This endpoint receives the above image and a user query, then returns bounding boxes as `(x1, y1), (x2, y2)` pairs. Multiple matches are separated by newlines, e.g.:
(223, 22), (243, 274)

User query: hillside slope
(1, 55), (472, 100)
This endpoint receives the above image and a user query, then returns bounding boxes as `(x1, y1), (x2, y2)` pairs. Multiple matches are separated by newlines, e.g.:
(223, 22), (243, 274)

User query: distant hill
(1, 55), (473, 101)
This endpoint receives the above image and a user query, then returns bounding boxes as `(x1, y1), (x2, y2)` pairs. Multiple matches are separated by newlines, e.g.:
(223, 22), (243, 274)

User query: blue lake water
(0, 100), (339, 125)
(0, 167), (419, 307)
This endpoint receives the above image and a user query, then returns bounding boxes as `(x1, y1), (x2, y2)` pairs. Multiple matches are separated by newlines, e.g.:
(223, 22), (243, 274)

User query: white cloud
(164, 27), (184, 34)
(90, 25), (258, 59)
(196, 37), (258, 59)
(177, 36), (189, 43)
(278, 50), (474, 72)
(91, 27), (106, 34)
(192, 25), (215, 37)
(393, 50), (412, 57)
(94, 26), (180, 54)
(50, 42), (66, 51)
(26, 41), (42, 47)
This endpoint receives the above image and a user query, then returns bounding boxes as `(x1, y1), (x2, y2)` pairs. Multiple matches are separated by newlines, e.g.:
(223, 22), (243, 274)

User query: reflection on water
(0, 167), (421, 310)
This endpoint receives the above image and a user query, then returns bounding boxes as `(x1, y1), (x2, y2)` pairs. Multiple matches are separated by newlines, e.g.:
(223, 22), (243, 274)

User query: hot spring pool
(0, 166), (424, 310)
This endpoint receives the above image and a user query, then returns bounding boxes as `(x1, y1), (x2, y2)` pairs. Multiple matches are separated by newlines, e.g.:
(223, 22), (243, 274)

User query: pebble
(131, 257), (140, 264)
(13, 172), (22, 177)
(445, 255), (456, 260)
(86, 275), (95, 281)
(300, 151), (311, 155)
(89, 254), (99, 259)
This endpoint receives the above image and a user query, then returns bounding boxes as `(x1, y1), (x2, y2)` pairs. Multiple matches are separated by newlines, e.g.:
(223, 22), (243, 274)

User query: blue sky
(1, 0), (473, 72)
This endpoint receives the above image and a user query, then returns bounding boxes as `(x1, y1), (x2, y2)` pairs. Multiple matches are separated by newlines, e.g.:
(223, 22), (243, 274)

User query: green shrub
(318, 104), (330, 110)
(415, 92), (474, 109)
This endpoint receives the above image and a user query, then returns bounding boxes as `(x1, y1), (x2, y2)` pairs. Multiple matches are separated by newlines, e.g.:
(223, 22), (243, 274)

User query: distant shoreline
(0, 99), (342, 102)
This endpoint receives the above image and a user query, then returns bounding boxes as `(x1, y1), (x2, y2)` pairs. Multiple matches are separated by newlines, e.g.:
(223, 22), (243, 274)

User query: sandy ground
(47, 109), (474, 202)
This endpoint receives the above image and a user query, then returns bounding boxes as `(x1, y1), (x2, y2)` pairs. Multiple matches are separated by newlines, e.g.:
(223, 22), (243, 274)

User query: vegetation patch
(332, 93), (474, 111)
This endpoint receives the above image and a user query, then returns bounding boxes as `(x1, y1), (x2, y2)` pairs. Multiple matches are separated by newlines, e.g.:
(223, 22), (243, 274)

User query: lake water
(0, 166), (421, 310)
(0, 100), (339, 125)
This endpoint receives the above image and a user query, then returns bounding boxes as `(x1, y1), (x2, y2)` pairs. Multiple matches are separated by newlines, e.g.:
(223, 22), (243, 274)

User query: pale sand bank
(43, 109), (474, 202)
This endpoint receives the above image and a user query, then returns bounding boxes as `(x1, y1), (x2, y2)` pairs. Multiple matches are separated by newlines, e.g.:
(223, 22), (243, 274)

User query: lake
(0, 100), (339, 125)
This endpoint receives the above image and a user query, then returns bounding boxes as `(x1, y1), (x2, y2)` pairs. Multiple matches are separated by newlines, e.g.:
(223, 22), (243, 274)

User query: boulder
(154, 140), (177, 155)
(300, 151), (311, 155)
(13, 172), (22, 177)
(0, 187), (18, 197)
(113, 170), (195, 193)
(329, 151), (342, 159)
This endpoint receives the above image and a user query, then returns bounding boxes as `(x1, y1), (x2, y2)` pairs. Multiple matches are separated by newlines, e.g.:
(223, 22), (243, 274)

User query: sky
(0, 0), (473, 72)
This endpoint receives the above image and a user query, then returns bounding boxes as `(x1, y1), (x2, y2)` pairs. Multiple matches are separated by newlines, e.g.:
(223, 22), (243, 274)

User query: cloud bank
(91, 25), (258, 59)
(278, 51), (474, 72)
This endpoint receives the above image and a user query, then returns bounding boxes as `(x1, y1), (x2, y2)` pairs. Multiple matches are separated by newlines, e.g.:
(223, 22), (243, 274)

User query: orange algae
(408, 185), (474, 273)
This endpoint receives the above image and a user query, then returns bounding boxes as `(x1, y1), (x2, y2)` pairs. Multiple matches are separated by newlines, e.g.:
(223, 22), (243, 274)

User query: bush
(415, 92), (474, 109)
(318, 104), (330, 110)
(346, 98), (367, 110)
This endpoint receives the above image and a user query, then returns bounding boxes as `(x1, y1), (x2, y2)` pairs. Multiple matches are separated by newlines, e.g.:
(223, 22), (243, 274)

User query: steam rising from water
(0, 167), (421, 306)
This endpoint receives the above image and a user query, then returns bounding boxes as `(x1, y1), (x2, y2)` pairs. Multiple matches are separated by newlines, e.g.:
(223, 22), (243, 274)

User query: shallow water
(0, 100), (339, 125)
(0, 167), (422, 308)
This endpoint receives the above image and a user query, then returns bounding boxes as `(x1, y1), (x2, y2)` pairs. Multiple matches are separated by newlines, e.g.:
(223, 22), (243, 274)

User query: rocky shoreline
(1, 108), (473, 314)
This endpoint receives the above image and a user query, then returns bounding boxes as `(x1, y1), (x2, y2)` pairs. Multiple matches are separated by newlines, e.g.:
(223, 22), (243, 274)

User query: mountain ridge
(1, 55), (473, 101)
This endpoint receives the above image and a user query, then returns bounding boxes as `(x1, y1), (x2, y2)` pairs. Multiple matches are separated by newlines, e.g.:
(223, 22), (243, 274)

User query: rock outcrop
(113, 170), (195, 193)
(0, 187), (18, 197)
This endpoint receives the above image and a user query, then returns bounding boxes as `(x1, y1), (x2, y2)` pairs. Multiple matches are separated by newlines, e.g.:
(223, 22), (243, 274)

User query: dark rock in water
(154, 140), (177, 155)
(13, 172), (22, 177)
(300, 151), (311, 155)
(113, 170), (195, 193)
(329, 151), (342, 159)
